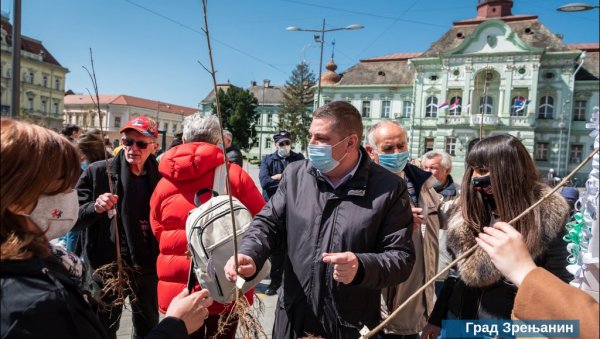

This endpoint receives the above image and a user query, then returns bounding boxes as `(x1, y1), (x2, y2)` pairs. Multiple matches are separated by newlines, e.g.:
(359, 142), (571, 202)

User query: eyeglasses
(278, 141), (291, 146)
(122, 138), (155, 149)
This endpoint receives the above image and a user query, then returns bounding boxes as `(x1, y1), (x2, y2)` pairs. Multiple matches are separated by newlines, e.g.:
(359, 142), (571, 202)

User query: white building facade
(320, 0), (599, 183)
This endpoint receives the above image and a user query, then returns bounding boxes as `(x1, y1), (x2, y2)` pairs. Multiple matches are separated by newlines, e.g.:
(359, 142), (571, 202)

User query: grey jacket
(239, 148), (415, 339)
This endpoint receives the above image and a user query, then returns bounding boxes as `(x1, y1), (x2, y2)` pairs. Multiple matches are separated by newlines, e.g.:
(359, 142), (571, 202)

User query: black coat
(1, 256), (188, 339)
(241, 147), (415, 338)
(259, 150), (305, 201)
(74, 151), (161, 292)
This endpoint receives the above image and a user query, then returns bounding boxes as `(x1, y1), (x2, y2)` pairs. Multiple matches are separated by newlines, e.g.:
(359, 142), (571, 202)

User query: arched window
(425, 96), (438, 117)
(511, 96), (526, 116)
(449, 96), (462, 116)
(538, 96), (554, 119)
(478, 96), (493, 114)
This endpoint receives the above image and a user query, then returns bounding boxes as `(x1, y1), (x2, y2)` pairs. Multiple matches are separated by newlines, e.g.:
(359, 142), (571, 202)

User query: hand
(224, 254), (256, 282)
(165, 288), (213, 334)
(94, 193), (118, 214)
(271, 173), (282, 181)
(322, 252), (359, 285)
(412, 207), (424, 229)
(475, 222), (537, 287)
(421, 323), (441, 339)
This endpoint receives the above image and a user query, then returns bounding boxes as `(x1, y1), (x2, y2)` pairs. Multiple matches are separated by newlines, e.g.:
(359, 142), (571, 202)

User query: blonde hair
(1, 119), (81, 260)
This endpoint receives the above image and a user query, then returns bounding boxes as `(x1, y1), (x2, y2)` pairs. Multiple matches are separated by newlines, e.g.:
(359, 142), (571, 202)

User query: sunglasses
(122, 138), (155, 149)
(278, 141), (291, 146)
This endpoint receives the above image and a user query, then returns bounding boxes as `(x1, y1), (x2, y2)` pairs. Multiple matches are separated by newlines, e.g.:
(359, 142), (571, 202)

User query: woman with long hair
(0, 119), (211, 338)
(422, 134), (571, 338)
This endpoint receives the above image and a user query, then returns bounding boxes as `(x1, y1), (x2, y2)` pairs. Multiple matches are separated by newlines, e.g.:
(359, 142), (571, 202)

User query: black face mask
(472, 175), (496, 210)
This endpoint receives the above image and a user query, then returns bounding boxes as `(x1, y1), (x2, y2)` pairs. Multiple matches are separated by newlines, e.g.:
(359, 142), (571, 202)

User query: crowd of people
(1, 100), (598, 339)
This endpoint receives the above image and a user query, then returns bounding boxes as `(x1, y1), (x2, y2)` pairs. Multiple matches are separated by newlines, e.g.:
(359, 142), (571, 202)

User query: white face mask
(26, 190), (79, 241)
(277, 145), (291, 158)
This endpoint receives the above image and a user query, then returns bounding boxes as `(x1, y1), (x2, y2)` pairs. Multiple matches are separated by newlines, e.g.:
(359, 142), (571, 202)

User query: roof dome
(321, 58), (341, 84)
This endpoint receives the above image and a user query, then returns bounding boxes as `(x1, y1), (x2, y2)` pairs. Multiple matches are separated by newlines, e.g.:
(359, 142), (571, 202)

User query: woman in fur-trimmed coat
(422, 135), (571, 338)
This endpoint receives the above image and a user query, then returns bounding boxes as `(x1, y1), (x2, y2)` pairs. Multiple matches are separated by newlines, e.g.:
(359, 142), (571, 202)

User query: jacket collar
(308, 146), (371, 197)
(403, 163), (432, 199)
(1, 255), (79, 289)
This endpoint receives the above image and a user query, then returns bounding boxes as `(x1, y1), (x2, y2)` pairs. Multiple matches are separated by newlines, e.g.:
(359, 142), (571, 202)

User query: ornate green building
(320, 0), (598, 183)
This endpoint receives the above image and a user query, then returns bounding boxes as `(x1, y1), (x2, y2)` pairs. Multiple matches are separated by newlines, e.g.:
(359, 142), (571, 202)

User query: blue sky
(2, 0), (598, 109)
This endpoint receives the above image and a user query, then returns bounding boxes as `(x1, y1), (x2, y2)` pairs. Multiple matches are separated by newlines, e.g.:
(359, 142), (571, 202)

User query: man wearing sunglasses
(75, 115), (162, 338)
(258, 130), (304, 296)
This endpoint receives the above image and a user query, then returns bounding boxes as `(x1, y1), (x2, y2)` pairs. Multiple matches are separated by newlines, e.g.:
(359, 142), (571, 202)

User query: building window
(172, 123), (177, 133)
(267, 114), (273, 126)
(402, 101), (413, 118)
(55, 79), (60, 90)
(114, 116), (121, 128)
(535, 142), (549, 161)
(29, 72), (34, 84)
(425, 96), (438, 117)
(27, 98), (34, 111)
(573, 100), (586, 121)
(164, 122), (169, 132)
(381, 100), (391, 118)
(445, 137), (457, 156)
(511, 96), (526, 116)
(361, 100), (371, 118)
(478, 96), (493, 114)
(41, 100), (47, 113)
(424, 138), (434, 153)
(324, 99), (331, 105)
(43, 75), (48, 87)
(537, 96), (554, 119)
(449, 96), (462, 116)
(53, 103), (59, 114)
(266, 138), (272, 149)
(570, 144), (583, 163)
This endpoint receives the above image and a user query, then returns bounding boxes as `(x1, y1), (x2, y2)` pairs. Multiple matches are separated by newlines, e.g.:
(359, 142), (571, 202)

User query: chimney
(263, 79), (270, 88)
(476, 0), (513, 19)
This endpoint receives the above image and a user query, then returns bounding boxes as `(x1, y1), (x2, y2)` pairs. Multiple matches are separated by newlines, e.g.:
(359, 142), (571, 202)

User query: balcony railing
(470, 115), (499, 126)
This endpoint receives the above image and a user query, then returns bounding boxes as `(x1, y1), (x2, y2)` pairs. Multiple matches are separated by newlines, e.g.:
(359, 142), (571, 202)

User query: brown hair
(313, 101), (364, 141)
(1, 119), (81, 260)
(77, 131), (109, 164)
(460, 134), (542, 248)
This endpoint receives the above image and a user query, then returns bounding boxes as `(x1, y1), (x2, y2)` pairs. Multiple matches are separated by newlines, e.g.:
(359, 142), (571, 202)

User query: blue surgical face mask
(378, 151), (409, 173)
(81, 160), (89, 171)
(308, 137), (349, 174)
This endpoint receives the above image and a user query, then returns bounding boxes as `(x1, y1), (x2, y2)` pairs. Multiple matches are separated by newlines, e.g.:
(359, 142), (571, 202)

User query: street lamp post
(287, 19), (363, 109)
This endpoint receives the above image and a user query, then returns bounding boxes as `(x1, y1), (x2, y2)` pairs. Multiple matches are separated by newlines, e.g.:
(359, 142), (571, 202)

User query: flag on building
(450, 98), (461, 110)
(514, 99), (531, 112)
(437, 100), (449, 110)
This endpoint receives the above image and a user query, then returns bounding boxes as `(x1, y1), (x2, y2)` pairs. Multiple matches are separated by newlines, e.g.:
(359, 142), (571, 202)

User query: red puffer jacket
(150, 142), (265, 315)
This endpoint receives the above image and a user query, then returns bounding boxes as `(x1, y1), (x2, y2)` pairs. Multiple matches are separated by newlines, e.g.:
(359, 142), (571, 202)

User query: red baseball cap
(119, 116), (158, 138)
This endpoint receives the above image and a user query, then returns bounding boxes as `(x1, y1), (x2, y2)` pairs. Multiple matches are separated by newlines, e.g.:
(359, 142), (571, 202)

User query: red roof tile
(568, 43), (600, 52)
(64, 94), (198, 116)
(361, 52), (422, 62)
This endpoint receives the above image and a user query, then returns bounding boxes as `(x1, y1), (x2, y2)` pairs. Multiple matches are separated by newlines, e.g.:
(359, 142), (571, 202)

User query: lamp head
(557, 3), (599, 12)
(345, 24), (364, 30)
(286, 26), (301, 31)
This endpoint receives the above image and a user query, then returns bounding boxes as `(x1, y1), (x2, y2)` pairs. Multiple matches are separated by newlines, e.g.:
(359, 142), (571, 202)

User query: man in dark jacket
(223, 130), (243, 167)
(225, 101), (415, 339)
(258, 129), (305, 295)
(259, 130), (305, 201)
(75, 116), (162, 339)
